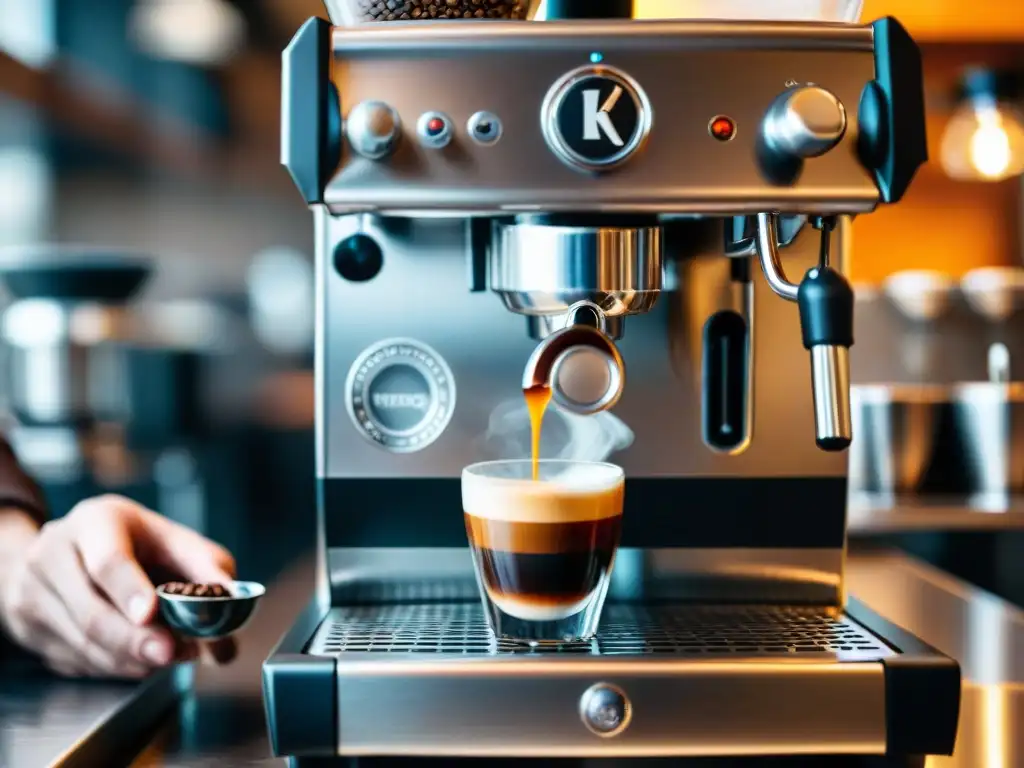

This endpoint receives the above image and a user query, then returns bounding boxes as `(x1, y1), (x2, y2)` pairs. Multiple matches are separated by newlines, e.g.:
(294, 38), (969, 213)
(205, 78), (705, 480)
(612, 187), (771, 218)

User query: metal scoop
(157, 581), (265, 639)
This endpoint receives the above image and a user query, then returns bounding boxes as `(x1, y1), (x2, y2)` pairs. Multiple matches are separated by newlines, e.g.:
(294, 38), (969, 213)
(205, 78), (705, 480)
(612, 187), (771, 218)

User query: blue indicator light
(590, 52), (604, 64)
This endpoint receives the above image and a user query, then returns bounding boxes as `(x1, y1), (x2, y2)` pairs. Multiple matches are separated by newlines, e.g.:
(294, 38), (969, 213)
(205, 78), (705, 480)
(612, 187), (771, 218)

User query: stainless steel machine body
(264, 7), (960, 764)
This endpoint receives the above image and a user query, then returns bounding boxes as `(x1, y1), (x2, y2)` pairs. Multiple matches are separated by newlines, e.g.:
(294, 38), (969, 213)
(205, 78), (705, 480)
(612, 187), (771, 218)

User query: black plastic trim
(846, 597), (961, 757)
(797, 266), (855, 349)
(702, 310), (750, 452)
(545, 0), (634, 19)
(0, 261), (151, 302)
(263, 599), (337, 757)
(724, 215), (805, 256)
(859, 17), (928, 203)
(467, 218), (490, 292)
(282, 17), (339, 204)
(321, 477), (847, 549)
(729, 255), (752, 284)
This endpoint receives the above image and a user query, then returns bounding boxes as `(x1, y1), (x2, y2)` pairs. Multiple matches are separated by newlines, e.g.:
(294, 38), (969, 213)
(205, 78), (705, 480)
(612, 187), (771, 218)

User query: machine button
(467, 111), (503, 145)
(761, 85), (847, 159)
(542, 65), (651, 172)
(334, 234), (383, 282)
(579, 683), (631, 738)
(346, 100), (402, 160)
(416, 111), (453, 149)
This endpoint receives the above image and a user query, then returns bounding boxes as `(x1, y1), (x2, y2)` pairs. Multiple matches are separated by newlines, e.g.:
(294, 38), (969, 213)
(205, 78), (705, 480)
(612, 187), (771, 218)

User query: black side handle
(282, 17), (342, 205)
(857, 16), (928, 203)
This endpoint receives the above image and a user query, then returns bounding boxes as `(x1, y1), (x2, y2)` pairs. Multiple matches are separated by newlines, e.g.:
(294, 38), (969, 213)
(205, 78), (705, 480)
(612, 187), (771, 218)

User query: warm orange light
(709, 116), (736, 142)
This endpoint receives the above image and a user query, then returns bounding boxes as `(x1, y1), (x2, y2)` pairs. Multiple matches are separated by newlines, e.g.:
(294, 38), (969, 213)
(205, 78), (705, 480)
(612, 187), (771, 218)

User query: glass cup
(461, 459), (625, 645)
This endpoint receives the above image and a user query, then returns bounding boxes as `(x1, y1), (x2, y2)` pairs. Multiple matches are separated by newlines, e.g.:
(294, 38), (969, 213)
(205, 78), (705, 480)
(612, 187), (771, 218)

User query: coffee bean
(161, 582), (230, 598)
(351, 0), (527, 21)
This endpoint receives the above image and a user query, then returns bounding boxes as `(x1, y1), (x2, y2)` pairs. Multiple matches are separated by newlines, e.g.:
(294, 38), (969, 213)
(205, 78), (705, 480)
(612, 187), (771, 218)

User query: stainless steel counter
(2, 549), (1022, 767)
(847, 549), (1024, 768)
(848, 495), (1024, 533)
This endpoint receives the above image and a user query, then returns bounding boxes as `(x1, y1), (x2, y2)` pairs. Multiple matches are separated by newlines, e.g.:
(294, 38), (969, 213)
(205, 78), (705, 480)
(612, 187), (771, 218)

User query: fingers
(125, 501), (236, 584)
(204, 637), (238, 666)
(34, 528), (175, 671)
(17, 539), (151, 679)
(66, 498), (157, 625)
(22, 495), (240, 679)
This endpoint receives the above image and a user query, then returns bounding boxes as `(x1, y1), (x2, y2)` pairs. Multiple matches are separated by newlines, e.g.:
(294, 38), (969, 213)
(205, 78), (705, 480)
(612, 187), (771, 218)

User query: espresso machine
(264, 1), (961, 763)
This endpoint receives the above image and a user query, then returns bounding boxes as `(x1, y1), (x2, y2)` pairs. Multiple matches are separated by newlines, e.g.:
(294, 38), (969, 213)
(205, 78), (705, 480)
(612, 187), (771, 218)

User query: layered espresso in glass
(462, 459), (624, 644)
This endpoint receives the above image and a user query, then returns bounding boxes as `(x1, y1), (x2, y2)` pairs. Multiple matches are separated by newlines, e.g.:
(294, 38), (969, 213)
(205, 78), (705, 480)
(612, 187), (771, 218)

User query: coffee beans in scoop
(162, 582), (231, 598)
(351, 0), (531, 22)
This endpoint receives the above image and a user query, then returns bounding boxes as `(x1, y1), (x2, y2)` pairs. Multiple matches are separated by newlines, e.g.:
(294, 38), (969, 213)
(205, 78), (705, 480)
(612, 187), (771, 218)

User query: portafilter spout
(755, 213), (854, 451)
(523, 302), (625, 415)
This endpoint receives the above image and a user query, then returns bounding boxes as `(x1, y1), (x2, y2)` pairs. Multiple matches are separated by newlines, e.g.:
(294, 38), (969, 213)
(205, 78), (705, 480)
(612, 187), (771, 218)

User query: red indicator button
(709, 115), (736, 142)
(427, 117), (446, 136)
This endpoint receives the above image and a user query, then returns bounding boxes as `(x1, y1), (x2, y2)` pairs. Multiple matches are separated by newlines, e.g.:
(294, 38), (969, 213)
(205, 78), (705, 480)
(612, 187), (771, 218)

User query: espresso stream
(524, 384), (553, 481)
(461, 382), (622, 624)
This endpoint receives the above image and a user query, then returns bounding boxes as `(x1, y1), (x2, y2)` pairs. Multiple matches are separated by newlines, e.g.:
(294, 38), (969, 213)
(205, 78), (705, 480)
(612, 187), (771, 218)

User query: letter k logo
(582, 86), (624, 147)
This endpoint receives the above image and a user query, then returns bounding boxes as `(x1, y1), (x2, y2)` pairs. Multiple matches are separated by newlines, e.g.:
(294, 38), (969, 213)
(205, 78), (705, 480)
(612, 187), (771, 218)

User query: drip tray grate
(307, 603), (894, 660)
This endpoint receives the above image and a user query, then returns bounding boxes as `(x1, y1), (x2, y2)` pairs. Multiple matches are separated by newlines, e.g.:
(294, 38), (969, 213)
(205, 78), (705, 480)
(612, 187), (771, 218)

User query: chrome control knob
(345, 101), (401, 160)
(762, 86), (847, 159)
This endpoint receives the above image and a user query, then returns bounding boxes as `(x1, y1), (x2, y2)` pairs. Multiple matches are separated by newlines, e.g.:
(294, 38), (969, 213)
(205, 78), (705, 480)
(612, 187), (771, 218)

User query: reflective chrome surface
(762, 85), (848, 159)
(811, 344), (853, 447)
(848, 551), (1024, 768)
(848, 494), (1024, 532)
(1, 301), (133, 425)
(527, 312), (625, 341)
(755, 212), (853, 450)
(324, 22), (879, 214)
(9, 549), (1022, 767)
(491, 221), (662, 317)
(156, 581), (266, 640)
(540, 64), (654, 173)
(309, 601), (893, 660)
(345, 100), (402, 160)
(320, 213), (846, 480)
(849, 384), (947, 495)
(552, 344), (624, 415)
(755, 212), (800, 301)
(952, 382), (1024, 494)
(328, 640), (886, 756)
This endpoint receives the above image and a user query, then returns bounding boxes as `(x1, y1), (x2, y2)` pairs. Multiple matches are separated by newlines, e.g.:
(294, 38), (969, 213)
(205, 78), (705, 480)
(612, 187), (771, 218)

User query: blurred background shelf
(849, 495), (1024, 533)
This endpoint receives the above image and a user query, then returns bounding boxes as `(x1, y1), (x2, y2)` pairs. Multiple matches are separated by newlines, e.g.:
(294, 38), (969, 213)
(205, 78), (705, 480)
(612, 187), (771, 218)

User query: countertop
(2, 548), (1023, 768)
(848, 494), (1024, 533)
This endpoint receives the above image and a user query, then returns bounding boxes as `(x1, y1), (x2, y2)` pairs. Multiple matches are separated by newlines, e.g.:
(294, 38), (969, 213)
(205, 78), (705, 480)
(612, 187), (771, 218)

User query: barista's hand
(0, 496), (238, 679)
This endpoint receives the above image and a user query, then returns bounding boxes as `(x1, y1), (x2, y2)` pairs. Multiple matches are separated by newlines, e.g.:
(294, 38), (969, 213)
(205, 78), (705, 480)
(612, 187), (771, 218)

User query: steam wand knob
(754, 213), (853, 451)
(799, 217), (853, 451)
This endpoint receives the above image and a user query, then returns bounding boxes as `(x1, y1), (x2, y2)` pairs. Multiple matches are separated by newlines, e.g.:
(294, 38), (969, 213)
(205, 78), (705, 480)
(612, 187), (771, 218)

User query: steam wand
(755, 212), (853, 451)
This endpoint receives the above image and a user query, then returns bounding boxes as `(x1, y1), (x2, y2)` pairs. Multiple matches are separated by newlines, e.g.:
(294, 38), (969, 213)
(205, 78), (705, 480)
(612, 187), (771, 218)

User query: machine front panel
(321, 213), (846, 479)
(318, 211), (848, 561)
(325, 21), (880, 213)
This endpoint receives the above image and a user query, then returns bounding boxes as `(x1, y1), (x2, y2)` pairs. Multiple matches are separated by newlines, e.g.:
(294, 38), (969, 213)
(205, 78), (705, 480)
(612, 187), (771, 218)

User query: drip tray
(307, 603), (894, 661)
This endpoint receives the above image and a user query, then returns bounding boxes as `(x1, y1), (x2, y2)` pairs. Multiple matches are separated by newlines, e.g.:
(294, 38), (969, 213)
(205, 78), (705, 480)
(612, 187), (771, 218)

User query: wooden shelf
(0, 50), (290, 194)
